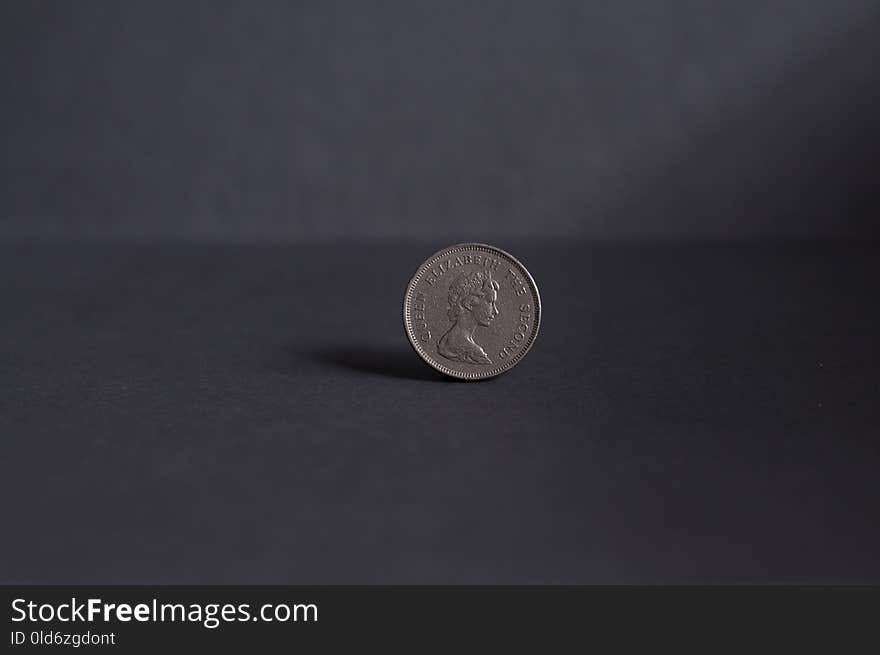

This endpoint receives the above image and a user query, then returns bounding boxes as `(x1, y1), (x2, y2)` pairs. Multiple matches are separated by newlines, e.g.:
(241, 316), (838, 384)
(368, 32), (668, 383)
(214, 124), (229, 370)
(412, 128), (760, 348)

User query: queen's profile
(437, 270), (500, 365)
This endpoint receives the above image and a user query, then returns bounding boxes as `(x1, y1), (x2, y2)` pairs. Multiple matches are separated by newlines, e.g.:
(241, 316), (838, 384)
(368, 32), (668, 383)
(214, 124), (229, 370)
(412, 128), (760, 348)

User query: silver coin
(403, 243), (541, 380)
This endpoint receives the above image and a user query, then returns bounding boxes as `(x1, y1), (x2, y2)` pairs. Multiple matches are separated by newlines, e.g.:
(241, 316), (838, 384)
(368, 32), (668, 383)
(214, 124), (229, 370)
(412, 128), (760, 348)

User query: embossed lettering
(411, 292), (431, 342)
(504, 268), (528, 297)
(426, 253), (498, 284)
(498, 304), (532, 359)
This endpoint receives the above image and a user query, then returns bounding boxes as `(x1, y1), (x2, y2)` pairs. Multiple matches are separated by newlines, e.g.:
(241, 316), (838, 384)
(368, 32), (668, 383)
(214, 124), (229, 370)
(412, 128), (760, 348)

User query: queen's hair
(447, 270), (499, 321)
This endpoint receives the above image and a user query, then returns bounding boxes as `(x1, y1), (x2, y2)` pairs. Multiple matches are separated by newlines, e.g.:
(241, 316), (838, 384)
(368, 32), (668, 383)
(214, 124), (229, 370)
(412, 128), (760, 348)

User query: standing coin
(403, 243), (541, 380)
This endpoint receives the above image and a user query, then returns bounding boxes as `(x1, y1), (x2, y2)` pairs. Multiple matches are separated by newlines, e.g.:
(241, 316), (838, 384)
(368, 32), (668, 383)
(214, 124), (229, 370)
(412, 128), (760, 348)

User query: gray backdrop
(2, 0), (878, 241)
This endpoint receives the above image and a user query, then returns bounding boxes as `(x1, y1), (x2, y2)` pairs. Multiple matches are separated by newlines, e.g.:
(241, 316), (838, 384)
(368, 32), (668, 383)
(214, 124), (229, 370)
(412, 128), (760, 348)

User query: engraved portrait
(437, 270), (500, 365)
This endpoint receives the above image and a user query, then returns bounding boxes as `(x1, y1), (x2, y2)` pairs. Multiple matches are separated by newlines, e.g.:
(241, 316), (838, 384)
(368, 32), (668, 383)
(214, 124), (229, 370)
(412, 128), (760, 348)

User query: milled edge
(402, 243), (542, 380)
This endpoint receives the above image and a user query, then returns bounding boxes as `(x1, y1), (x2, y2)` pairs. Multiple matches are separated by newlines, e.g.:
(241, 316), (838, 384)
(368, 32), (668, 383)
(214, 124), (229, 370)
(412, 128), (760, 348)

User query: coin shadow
(314, 346), (454, 382)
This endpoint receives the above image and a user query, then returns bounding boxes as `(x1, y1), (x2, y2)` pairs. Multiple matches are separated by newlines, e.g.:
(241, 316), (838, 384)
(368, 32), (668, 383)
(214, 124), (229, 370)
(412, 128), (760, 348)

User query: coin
(403, 243), (541, 380)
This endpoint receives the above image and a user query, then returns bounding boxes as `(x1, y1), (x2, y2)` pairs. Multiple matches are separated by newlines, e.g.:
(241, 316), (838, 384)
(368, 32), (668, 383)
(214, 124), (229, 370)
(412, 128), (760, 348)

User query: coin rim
(403, 243), (542, 380)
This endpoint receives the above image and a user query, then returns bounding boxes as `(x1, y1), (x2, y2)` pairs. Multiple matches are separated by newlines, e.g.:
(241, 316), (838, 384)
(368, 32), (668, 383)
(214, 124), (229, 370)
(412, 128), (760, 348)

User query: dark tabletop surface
(1, 240), (878, 584)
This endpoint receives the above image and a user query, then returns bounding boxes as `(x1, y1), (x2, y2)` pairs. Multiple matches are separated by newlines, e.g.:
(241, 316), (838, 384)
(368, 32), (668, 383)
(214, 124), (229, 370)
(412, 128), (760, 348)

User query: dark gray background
(2, 3), (879, 585)
(2, 0), (879, 241)
(2, 241), (879, 583)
